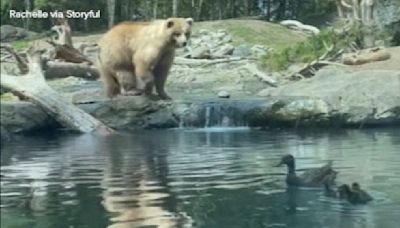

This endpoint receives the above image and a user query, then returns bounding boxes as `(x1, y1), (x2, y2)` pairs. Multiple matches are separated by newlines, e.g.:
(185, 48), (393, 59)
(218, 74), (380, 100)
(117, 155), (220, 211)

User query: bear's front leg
(154, 66), (172, 100)
(135, 63), (155, 96)
(153, 52), (174, 100)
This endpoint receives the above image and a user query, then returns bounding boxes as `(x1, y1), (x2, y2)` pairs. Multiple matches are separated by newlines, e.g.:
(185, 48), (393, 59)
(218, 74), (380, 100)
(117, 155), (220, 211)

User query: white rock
(217, 91), (230, 98)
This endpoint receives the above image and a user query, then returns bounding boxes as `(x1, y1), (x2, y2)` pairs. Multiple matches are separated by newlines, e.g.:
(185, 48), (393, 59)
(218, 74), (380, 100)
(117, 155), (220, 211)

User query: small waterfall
(205, 106), (211, 128)
(201, 102), (247, 128)
(177, 100), (267, 129)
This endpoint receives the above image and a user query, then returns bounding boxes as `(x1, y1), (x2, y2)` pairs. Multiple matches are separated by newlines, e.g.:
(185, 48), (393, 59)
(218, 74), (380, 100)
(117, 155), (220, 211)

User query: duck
(276, 154), (337, 187)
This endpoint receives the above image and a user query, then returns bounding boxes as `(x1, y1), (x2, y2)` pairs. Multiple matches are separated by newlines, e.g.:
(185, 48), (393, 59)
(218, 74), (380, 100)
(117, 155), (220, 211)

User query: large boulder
(0, 101), (58, 134)
(0, 25), (37, 42)
(258, 67), (400, 126)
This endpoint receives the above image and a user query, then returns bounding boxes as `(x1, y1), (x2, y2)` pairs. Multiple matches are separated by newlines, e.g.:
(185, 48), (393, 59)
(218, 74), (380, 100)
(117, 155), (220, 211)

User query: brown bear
(97, 17), (193, 99)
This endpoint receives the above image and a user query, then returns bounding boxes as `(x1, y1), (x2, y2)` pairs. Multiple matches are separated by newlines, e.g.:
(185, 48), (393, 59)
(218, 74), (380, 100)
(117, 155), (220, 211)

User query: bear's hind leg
(115, 70), (142, 96)
(99, 66), (120, 98)
(135, 63), (155, 96)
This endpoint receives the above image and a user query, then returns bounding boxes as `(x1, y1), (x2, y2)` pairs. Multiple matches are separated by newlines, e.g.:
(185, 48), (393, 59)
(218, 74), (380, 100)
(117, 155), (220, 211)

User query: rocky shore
(1, 23), (399, 142)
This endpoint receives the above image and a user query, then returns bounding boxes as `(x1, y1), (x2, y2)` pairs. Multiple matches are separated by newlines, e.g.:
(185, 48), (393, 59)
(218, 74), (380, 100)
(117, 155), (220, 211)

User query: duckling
(337, 183), (373, 204)
(276, 154), (337, 187)
(351, 182), (373, 203)
(338, 184), (352, 200)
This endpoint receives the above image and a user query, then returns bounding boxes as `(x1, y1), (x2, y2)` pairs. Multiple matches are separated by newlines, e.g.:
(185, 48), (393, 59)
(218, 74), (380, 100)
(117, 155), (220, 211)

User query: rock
(1, 125), (11, 142)
(217, 29), (228, 34)
(217, 91), (230, 98)
(0, 25), (37, 42)
(259, 67), (400, 126)
(250, 45), (268, 57)
(214, 30), (228, 40)
(199, 29), (209, 35)
(222, 34), (233, 43)
(0, 25), (18, 41)
(213, 44), (235, 57)
(190, 45), (211, 59)
(232, 44), (250, 57)
(0, 101), (58, 134)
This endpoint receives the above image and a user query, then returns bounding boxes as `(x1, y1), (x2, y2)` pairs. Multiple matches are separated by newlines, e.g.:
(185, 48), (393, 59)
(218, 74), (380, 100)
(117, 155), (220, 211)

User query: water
(1, 128), (400, 228)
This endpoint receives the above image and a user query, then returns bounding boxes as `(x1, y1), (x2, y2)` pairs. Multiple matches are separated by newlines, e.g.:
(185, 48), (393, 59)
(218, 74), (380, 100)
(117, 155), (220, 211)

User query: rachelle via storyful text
(9, 10), (101, 20)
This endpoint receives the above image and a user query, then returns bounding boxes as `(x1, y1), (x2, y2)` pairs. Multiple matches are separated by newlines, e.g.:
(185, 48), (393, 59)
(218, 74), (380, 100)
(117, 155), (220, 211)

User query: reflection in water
(1, 128), (400, 228)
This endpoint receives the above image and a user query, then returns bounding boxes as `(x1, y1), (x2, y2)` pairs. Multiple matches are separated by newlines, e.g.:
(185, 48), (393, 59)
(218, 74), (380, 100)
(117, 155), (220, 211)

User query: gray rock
(190, 45), (211, 59)
(0, 101), (57, 134)
(232, 44), (250, 57)
(213, 44), (235, 56)
(214, 31), (228, 40)
(250, 45), (268, 57)
(217, 29), (228, 34)
(1, 125), (11, 142)
(0, 25), (37, 42)
(222, 34), (233, 43)
(259, 67), (400, 125)
(217, 91), (230, 98)
(199, 29), (209, 35)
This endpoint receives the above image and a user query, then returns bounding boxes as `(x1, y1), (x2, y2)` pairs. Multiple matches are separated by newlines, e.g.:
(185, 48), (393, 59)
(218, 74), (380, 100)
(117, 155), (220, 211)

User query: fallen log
(174, 56), (248, 67)
(241, 63), (278, 87)
(47, 40), (93, 64)
(1, 45), (28, 74)
(44, 61), (99, 79)
(342, 49), (390, 65)
(288, 44), (335, 79)
(0, 47), (113, 134)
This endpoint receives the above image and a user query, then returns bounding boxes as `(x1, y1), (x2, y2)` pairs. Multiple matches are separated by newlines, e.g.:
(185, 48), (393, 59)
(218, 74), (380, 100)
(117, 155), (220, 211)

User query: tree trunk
(172, 0), (178, 17)
(197, 0), (204, 20)
(217, 0), (223, 20)
(244, 0), (250, 16)
(267, 0), (271, 21)
(277, 0), (287, 20)
(361, 0), (375, 47)
(120, 0), (129, 20)
(107, 0), (116, 28)
(51, 20), (73, 47)
(24, 0), (31, 30)
(0, 48), (114, 134)
(153, 0), (159, 19)
(336, 0), (345, 18)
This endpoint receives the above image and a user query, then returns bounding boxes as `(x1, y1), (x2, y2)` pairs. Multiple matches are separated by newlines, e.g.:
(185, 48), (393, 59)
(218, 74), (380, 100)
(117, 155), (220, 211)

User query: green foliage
(11, 40), (29, 51)
(261, 25), (363, 71)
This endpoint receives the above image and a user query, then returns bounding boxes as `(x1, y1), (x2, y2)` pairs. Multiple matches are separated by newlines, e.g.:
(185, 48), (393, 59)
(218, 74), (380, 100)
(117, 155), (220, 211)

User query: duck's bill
(275, 162), (283, 167)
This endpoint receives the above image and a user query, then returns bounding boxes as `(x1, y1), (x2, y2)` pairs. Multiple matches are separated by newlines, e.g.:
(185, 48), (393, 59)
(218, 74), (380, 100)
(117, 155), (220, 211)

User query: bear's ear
(166, 19), (174, 28)
(186, 18), (194, 26)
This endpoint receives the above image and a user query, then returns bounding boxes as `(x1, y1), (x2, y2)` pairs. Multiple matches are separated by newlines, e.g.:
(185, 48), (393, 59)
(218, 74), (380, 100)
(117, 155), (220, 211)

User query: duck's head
(351, 182), (360, 191)
(276, 154), (295, 167)
(338, 184), (352, 199)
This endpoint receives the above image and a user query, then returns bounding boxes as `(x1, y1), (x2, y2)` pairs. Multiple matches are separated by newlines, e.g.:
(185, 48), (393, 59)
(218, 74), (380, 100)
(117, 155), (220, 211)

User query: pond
(1, 128), (400, 228)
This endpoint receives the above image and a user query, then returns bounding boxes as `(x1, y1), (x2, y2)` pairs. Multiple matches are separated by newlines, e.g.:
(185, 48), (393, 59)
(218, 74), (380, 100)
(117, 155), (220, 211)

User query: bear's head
(165, 17), (193, 48)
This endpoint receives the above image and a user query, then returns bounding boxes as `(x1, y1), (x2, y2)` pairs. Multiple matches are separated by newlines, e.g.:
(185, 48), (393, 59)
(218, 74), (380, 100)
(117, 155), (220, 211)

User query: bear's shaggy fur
(97, 18), (193, 99)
